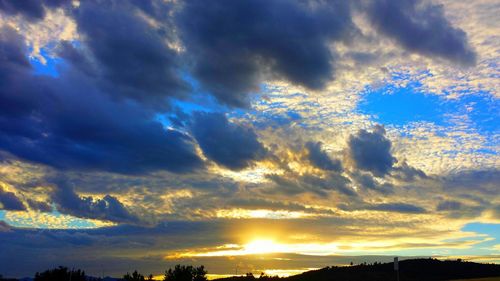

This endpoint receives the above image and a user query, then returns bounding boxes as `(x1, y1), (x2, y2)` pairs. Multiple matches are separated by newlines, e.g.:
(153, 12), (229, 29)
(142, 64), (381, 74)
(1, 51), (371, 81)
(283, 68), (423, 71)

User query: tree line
(123, 265), (207, 281)
(0, 265), (208, 281)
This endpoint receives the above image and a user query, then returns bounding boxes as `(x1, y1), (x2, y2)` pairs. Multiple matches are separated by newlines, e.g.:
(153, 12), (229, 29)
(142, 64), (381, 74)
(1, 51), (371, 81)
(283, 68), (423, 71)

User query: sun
(243, 239), (286, 255)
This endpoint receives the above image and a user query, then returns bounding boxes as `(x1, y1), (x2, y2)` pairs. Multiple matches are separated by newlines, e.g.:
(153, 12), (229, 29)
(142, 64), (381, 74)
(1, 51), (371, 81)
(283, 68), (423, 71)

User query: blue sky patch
(29, 47), (62, 77)
(358, 82), (499, 139)
(358, 82), (447, 126)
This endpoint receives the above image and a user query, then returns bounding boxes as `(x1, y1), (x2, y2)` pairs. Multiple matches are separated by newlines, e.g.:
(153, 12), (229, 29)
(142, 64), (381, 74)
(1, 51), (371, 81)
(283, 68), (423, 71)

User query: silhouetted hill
(2, 259), (500, 281)
(216, 259), (500, 281)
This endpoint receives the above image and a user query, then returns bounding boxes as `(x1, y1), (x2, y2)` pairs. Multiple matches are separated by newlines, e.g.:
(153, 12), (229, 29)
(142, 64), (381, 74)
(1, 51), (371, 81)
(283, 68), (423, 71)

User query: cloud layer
(0, 0), (497, 278)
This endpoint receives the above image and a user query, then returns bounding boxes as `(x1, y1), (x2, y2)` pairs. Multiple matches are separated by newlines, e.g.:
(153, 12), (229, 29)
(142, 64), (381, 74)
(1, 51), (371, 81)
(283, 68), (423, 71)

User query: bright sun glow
(166, 239), (341, 259)
(243, 239), (286, 255)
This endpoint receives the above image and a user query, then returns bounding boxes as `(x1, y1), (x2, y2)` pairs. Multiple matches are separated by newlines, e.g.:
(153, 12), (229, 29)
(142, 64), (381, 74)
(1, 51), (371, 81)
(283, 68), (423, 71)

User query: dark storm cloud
(348, 125), (396, 177)
(362, 0), (476, 66)
(53, 184), (139, 224)
(191, 112), (267, 170)
(305, 141), (343, 171)
(0, 27), (203, 174)
(0, 187), (26, 211)
(0, 0), (69, 22)
(72, 0), (188, 106)
(176, 0), (355, 107)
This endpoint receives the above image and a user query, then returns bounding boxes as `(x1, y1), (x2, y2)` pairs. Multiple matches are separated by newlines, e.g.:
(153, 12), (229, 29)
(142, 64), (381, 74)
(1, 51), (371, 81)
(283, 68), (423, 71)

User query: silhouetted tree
(147, 274), (154, 280)
(124, 270), (145, 281)
(34, 266), (86, 281)
(163, 265), (207, 281)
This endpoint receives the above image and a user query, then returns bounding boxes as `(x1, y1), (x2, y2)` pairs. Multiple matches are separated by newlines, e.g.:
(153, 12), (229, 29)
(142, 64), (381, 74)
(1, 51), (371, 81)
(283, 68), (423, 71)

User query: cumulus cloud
(173, 0), (476, 106)
(361, 0), (477, 66)
(0, 0), (478, 109)
(0, 187), (26, 211)
(191, 112), (267, 170)
(0, 27), (203, 175)
(305, 142), (343, 172)
(176, 0), (355, 106)
(71, 0), (189, 106)
(347, 125), (396, 177)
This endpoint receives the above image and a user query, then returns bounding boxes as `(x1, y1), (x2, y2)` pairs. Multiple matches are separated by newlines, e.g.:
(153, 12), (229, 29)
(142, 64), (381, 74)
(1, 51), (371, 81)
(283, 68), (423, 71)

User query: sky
(0, 0), (498, 278)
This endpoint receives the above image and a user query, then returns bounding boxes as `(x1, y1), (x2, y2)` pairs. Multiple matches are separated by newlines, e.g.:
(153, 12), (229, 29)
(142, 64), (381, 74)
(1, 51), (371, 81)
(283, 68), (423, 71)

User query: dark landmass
(1, 259), (499, 281)
(216, 259), (500, 281)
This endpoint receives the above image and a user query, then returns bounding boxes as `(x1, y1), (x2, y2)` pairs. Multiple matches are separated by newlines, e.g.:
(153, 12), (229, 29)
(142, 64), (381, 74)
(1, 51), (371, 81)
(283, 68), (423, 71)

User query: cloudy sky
(0, 0), (498, 278)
